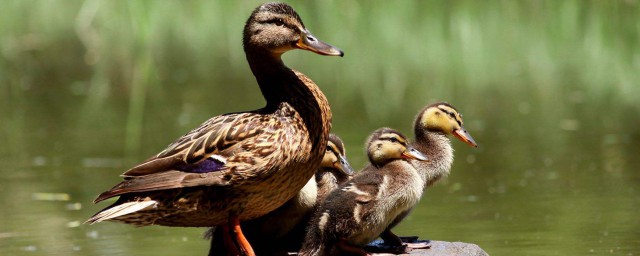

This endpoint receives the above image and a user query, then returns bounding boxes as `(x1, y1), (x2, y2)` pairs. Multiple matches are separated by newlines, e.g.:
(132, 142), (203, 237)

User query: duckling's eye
(448, 112), (455, 118)
(389, 137), (399, 143)
(274, 19), (285, 26)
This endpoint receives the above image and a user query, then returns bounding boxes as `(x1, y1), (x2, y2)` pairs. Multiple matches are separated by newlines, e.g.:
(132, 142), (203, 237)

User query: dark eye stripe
(263, 18), (299, 31)
(326, 143), (340, 155)
(439, 107), (463, 126)
(379, 135), (407, 146)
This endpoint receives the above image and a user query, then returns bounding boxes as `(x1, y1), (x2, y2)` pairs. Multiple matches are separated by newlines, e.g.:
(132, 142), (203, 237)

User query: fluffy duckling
(379, 102), (478, 248)
(316, 133), (354, 202)
(411, 102), (477, 187)
(207, 134), (354, 255)
(300, 128), (428, 256)
(88, 3), (342, 255)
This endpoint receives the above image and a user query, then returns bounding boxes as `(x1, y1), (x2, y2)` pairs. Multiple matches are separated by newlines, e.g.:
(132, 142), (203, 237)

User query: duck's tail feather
(85, 200), (158, 224)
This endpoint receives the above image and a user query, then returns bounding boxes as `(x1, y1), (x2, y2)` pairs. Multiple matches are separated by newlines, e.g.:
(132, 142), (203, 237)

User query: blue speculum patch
(175, 158), (225, 173)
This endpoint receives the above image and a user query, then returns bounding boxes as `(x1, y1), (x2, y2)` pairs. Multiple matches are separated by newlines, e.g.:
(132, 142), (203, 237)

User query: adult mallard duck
(300, 128), (428, 256)
(87, 2), (343, 255)
(207, 134), (354, 255)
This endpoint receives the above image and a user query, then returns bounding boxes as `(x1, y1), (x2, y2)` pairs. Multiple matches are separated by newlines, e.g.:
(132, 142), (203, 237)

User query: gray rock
(364, 237), (489, 256)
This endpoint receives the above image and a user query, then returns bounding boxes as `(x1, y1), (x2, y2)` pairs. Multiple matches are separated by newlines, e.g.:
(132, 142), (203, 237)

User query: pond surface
(1, 1), (639, 255)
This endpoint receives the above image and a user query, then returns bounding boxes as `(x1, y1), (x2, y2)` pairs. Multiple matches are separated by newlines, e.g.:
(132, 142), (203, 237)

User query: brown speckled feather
(95, 107), (305, 203)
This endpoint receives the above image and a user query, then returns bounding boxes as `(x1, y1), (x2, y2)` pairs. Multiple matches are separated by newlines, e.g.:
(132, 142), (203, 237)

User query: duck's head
(367, 128), (429, 167)
(320, 134), (354, 181)
(415, 102), (478, 147)
(243, 2), (343, 57)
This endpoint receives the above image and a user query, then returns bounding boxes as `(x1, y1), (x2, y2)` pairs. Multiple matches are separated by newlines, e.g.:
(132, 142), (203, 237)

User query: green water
(1, 1), (639, 255)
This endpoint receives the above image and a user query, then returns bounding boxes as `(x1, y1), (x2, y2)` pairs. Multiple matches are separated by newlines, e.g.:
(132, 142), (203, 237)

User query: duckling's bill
(335, 155), (355, 176)
(402, 147), (429, 161)
(295, 30), (344, 57)
(453, 129), (478, 147)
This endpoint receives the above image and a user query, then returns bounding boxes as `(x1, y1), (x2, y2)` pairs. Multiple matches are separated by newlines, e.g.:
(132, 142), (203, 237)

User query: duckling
(316, 133), (354, 202)
(87, 3), (343, 255)
(411, 102), (477, 187)
(378, 102), (478, 248)
(206, 134), (354, 255)
(300, 128), (428, 256)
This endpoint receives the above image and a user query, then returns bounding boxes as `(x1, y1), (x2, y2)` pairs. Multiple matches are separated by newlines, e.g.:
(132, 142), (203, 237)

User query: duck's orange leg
(229, 215), (255, 256)
(220, 225), (241, 256)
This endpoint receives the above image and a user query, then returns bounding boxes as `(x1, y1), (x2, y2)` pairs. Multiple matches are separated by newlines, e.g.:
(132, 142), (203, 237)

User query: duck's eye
(389, 137), (398, 143)
(448, 112), (455, 118)
(274, 19), (284, 26)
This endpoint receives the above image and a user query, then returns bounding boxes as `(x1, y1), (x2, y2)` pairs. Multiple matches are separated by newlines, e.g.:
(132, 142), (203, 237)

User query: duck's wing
(123, 112), (265, 176)
(94, 111), (290, 203)
(341, 168), (384, 204)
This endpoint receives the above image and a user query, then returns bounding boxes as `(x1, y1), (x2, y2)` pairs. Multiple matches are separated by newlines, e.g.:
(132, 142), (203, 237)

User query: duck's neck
(245, 49), (288, 103)
(412, 128), (454, 186)
(245, 48), (332, 155)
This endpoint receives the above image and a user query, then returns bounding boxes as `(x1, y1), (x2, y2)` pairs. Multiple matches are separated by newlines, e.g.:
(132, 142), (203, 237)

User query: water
(1, 1), (639, 255)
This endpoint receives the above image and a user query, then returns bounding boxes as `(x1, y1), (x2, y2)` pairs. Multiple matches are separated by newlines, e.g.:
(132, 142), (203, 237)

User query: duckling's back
(301, 160), (424, 255)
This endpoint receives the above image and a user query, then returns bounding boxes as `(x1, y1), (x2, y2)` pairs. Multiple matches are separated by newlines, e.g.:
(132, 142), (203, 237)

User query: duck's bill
(453, 129), (478, 147)
(334, 155), (355, 176)
(402, 147), (429, 161)
(295, 31), (344, 57)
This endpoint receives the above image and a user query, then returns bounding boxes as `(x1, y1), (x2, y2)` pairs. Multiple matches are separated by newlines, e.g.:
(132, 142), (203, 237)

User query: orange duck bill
(295, 30), (344, 57)
(453, 128), (478, 147)
(402, 147), (429, 161)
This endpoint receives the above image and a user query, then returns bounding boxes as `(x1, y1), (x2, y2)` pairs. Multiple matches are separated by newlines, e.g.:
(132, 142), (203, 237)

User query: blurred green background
(1, 0), (639, 255)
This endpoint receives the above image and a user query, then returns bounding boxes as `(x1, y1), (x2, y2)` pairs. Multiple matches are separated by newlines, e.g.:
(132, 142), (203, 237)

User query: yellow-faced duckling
(410, 102), (477, 187)
(87, 3), (343, 255)
(300, 128), (428, 256)
(206, 134), (354, 255)
(316, 133), (354, 202)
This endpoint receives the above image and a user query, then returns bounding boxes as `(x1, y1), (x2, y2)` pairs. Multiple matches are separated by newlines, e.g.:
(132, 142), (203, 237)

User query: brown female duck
(87, 2), (342, 255)
(207, 134), (353, 255)
(300, 128), (428, 256)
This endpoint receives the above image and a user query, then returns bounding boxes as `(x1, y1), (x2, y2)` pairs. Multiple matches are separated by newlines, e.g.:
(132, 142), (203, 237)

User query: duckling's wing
(94, 111), (289, 203)
(342, 171), (385, 204)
